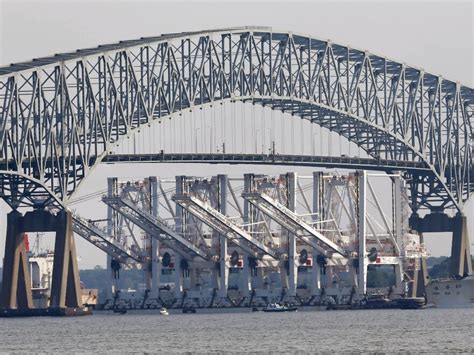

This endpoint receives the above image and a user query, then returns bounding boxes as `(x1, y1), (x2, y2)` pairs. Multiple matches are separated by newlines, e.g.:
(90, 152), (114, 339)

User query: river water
(0, 308), (472, 353)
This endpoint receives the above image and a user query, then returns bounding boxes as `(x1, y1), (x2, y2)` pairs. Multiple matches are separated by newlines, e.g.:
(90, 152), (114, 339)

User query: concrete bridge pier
(410, 213), (472, 276)
(451, 214), (473, 277)
(0, 210), (33, 309)
(0, 209), (82, 311)
(50, 210), (82, 308)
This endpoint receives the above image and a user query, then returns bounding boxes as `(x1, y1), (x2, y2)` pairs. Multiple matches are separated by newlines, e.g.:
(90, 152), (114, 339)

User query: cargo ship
(425, 276), (474, 308)
(27, 233), (99, 309)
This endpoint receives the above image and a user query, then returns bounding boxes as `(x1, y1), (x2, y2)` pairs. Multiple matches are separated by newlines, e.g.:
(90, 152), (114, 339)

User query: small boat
(358, 293), (396, 309)
(159, 307), (169, 316)
(262, 303), (298, 312)
(182, 306), (197, 314)
(326, 304), (352, 311)
(396, 297), (426, 309)
(113, 307), (127, 315)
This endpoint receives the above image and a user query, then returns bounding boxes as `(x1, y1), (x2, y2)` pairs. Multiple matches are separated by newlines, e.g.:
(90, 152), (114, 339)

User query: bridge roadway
(100, 153), (431, 174)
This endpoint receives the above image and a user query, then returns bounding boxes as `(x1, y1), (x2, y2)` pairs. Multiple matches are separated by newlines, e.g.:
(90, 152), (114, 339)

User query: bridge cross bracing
(0, 27), (472, 214)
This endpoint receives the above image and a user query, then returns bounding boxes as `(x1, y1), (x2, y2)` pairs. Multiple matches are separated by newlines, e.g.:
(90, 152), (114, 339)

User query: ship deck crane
(72, 214), (143, 263)
(102, 196), (210, 260)
(242, 192), (347, 257)
(172, 193), (280, 259)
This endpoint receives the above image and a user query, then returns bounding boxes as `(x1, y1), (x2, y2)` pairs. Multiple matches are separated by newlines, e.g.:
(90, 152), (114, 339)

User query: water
(0, 308), (472, 353)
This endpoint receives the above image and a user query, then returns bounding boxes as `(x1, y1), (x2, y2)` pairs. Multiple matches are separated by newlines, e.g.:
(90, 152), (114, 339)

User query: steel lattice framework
(0, 27), (473, 212)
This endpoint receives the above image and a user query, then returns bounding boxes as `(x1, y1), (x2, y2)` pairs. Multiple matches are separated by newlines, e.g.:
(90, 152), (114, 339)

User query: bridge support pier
(0, 209), (82, 310)
(451, 214), (473, 277)
(410, 212), (472, 278)
(0, 211), (33, 309)
(50, 211), (82, 308)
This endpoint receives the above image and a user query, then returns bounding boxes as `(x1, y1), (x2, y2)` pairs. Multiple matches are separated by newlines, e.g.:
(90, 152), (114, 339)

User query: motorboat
(262, 303), (298, 312)
(182, 306), (197, 314)
(113, 307), (127, 315)
(361, 293), (393, 309)
(159, 307), (169, 316)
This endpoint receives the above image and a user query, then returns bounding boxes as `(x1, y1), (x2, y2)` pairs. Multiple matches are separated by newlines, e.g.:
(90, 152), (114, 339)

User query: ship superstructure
(27, 234), (98, 309)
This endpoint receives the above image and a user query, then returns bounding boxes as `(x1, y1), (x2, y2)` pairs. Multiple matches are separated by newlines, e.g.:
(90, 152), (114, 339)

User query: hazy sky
(0, 0), (473, 268)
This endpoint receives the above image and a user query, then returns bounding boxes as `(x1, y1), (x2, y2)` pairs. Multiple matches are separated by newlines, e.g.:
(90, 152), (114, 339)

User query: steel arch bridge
(0, 26), (473, 213)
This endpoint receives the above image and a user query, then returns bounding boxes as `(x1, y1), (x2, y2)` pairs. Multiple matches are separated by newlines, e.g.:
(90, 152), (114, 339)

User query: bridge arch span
(0, 27), (472, 212)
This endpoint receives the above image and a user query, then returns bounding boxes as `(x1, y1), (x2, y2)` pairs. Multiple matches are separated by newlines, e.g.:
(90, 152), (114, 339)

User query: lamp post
(195, 127), (201, 153)
(255, 129), (260, 154)
(206, 125), (212, 153)
(264, 128), (271, 155)
(312, 133), (318, 156)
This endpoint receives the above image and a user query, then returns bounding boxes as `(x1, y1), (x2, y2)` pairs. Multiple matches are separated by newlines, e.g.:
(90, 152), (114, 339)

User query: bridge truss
(0, 27), (473, 213)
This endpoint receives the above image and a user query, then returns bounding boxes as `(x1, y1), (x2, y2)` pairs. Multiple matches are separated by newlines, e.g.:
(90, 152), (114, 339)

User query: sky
(0, 0), (473, 268)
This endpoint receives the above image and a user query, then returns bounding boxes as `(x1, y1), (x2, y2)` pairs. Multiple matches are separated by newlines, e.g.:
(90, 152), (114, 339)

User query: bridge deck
(101, 153), (431, 173)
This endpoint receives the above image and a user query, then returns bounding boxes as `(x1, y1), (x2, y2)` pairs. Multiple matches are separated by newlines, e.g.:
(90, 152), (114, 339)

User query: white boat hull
(426, 276), (474, 308)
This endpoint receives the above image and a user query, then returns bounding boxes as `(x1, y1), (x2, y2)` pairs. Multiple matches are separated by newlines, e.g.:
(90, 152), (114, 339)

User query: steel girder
(0, 27), (472, 212)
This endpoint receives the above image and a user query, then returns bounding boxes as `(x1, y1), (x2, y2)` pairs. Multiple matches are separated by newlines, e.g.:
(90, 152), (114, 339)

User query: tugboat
(262, 303), (298, 312)
(355, 293), (426, 310)
(360, 293), (395, 309)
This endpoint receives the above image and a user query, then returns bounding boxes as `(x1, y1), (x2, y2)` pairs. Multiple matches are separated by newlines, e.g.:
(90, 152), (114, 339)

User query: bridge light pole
(206, 125), (212, 153)
(255, 130), (260, 154)
(195, 128), (201, 153)
(264, 128), (271, 155)
(312, 133), (318, 156)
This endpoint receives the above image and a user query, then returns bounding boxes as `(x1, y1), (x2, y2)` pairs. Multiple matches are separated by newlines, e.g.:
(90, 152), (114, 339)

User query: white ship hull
(426, 276), (474, 308)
